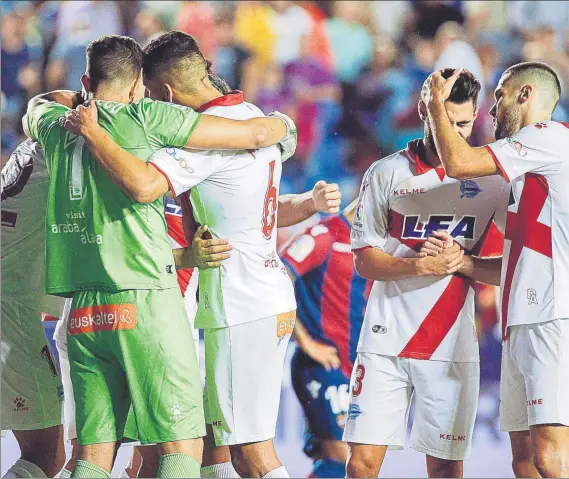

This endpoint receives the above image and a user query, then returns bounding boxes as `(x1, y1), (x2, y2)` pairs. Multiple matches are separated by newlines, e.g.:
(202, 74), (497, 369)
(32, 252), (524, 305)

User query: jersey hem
(195, 303), (297, 329)
(356, 349), (480, 363)
(47, 283), (179, 296)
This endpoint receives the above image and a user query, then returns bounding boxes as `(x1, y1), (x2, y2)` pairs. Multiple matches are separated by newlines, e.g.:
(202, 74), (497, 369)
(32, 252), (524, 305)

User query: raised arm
(185, 111), (296, 151)
(425, 70), (499, 179)
(277, 181), (342, 227)
(27, 90), (83, 113)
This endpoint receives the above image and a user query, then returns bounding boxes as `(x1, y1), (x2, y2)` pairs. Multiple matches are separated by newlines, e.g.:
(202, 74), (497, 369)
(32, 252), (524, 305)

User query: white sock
(262, 466), (289, 478)
(57, 469), (72, 478)
(2, 459), (47, 478)
(201, 462), (240, 478)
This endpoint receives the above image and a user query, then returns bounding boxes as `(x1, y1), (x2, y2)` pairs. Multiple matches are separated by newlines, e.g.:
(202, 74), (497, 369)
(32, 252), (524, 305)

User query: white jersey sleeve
(149, 147), (229, 197)
(351, 161), (390, 251)
(485, 122), (564, 183)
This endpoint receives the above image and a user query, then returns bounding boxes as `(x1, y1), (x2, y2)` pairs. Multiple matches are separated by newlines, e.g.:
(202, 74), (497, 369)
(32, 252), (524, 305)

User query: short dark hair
(143, 31), (207, 91)
(441, 68), (482, 106)
(503, 61), (561, 107)
(86, 35), (143, 92)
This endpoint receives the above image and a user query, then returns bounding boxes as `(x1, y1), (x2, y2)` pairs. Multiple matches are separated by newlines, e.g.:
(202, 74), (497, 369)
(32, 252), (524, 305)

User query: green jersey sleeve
(27, 102), (69, 148)
(138, 99), (202, 149)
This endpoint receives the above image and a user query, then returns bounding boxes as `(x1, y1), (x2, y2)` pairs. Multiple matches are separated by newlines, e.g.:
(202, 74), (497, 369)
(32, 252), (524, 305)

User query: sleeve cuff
(484, 145), (511, 183)
(149, 161), (178, 197)
(172, 111), (202, 147)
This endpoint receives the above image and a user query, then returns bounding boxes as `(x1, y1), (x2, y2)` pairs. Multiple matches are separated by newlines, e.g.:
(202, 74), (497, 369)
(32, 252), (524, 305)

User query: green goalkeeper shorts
(67, 288), (205, 446)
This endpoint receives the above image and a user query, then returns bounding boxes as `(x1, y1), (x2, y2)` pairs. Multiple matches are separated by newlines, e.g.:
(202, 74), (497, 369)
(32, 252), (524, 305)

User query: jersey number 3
(262, 160), (277, 239)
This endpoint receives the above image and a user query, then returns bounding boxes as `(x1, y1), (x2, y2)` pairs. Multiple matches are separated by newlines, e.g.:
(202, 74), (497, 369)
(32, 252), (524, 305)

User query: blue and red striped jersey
(281, 215), (372, 378)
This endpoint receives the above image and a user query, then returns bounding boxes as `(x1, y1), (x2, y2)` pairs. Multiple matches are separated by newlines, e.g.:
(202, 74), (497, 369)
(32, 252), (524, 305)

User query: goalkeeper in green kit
(25, 35), (297, 479)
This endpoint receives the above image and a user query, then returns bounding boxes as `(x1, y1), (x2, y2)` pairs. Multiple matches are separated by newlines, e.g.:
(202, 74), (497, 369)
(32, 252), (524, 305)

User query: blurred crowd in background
(2, 0), (569, 386)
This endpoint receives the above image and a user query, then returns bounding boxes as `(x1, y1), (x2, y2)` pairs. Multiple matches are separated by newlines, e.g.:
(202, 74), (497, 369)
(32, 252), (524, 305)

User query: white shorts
(57, 296), (201, 442)
(343, 353), (479, 461)
(203, 311), (296, 446)
(1, 299), (64, 431)
(500, 319), (569, 432)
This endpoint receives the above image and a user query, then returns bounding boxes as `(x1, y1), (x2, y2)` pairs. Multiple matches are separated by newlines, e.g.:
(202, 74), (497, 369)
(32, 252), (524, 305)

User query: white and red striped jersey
(485, 121), (569, 335)
(150, 92), (296, 328)
(352, 140), (510, 362)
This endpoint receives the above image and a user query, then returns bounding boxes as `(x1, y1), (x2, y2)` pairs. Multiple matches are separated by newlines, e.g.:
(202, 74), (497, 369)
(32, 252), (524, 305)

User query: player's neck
(421, 139), (442, 169)
(91, 88), (131, 104)
(174, 86), (223, 111)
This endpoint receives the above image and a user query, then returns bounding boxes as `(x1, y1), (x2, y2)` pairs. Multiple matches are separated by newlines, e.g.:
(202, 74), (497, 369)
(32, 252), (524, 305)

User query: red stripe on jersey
(484, 145), (511, 183)
(560, 121), (569, 129)
(399, 275), (472, 359)
(501, 173), (551, 339)
(321, 247), (354, 370)
(389, 210), (423, 250)
(164, 209), (194, 295)
(149, 162), (178, 197)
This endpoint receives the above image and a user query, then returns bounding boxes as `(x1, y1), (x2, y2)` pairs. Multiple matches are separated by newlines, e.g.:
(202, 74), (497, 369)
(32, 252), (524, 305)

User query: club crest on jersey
(402, 215), (476, 239)
(460, 180), (482, 199)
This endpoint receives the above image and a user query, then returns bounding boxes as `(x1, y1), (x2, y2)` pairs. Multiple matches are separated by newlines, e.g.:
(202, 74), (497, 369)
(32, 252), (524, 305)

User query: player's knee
(511, 456), (536, 478)
(426, 457), (462, 478)
(229, 447), (251, 478)
(346, 448), (380, 478)
(533, 445), (562, 477)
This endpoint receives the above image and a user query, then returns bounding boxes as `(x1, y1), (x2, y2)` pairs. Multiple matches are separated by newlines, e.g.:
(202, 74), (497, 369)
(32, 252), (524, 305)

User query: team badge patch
(460, 180), (482, 199)
(277, 311), (296, 338)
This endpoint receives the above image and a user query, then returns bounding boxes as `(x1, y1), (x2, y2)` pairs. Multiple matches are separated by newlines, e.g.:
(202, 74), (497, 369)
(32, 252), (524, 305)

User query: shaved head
(502, 61), (561, 112)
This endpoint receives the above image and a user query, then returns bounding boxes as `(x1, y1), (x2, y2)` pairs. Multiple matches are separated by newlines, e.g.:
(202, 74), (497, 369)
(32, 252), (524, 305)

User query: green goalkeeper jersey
(27, 98), (202, 296)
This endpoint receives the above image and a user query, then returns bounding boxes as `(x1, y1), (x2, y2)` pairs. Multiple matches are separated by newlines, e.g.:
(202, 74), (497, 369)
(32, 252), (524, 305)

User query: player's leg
(517, 320), (569, 477)
(499, 332), (540, 477)
(343, 353), (413, 478)
(530, 425), (569, 478)
(1, 300), (65, 478)
(116, 288), (205, 478)
(205, 312), (296, 478)
(409, 359), (479, 479)
(200, 425), (238, 478)
(290, 349), (349, 477)
(66, 291), (132, 477)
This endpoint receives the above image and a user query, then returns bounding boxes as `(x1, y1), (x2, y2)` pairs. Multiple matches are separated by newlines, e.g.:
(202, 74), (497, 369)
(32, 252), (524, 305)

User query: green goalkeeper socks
(157, 453), (201, 478)
(71, 460), (110, 478)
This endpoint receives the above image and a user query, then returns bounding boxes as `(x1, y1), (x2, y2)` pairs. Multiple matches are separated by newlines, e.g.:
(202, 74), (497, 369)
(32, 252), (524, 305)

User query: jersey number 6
(262, 160), (277, 239)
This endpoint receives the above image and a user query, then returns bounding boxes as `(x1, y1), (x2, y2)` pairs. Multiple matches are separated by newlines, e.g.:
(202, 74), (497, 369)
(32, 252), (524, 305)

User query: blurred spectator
(299, 1), (334, 69)
(404, 0), (465, 41)
(1, 11), (41, 123)
(135, 9), (169, 47)
(326, 1), (373, 84)
(269, 1), (315, 66)
(283, 35), (340, 161)
(176, 1), (216, 58)
(255, 64), (291, 116)
(234, 1), (275, 67)
(434, 22), (485, 98)
(355, 36), (413, 153)
(46, 1), (122, 91)
(507, 0), (569, 52)
(370, 0), (411, 41)
(212, 6), (259, 100)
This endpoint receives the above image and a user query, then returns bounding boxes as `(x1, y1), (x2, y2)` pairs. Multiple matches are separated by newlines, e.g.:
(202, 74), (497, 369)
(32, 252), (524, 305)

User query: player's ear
(81, 75), (91, 97)
(418, 100), (428, 121)
(164, 83), (173, 103)
(519, 84), (532, 104)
